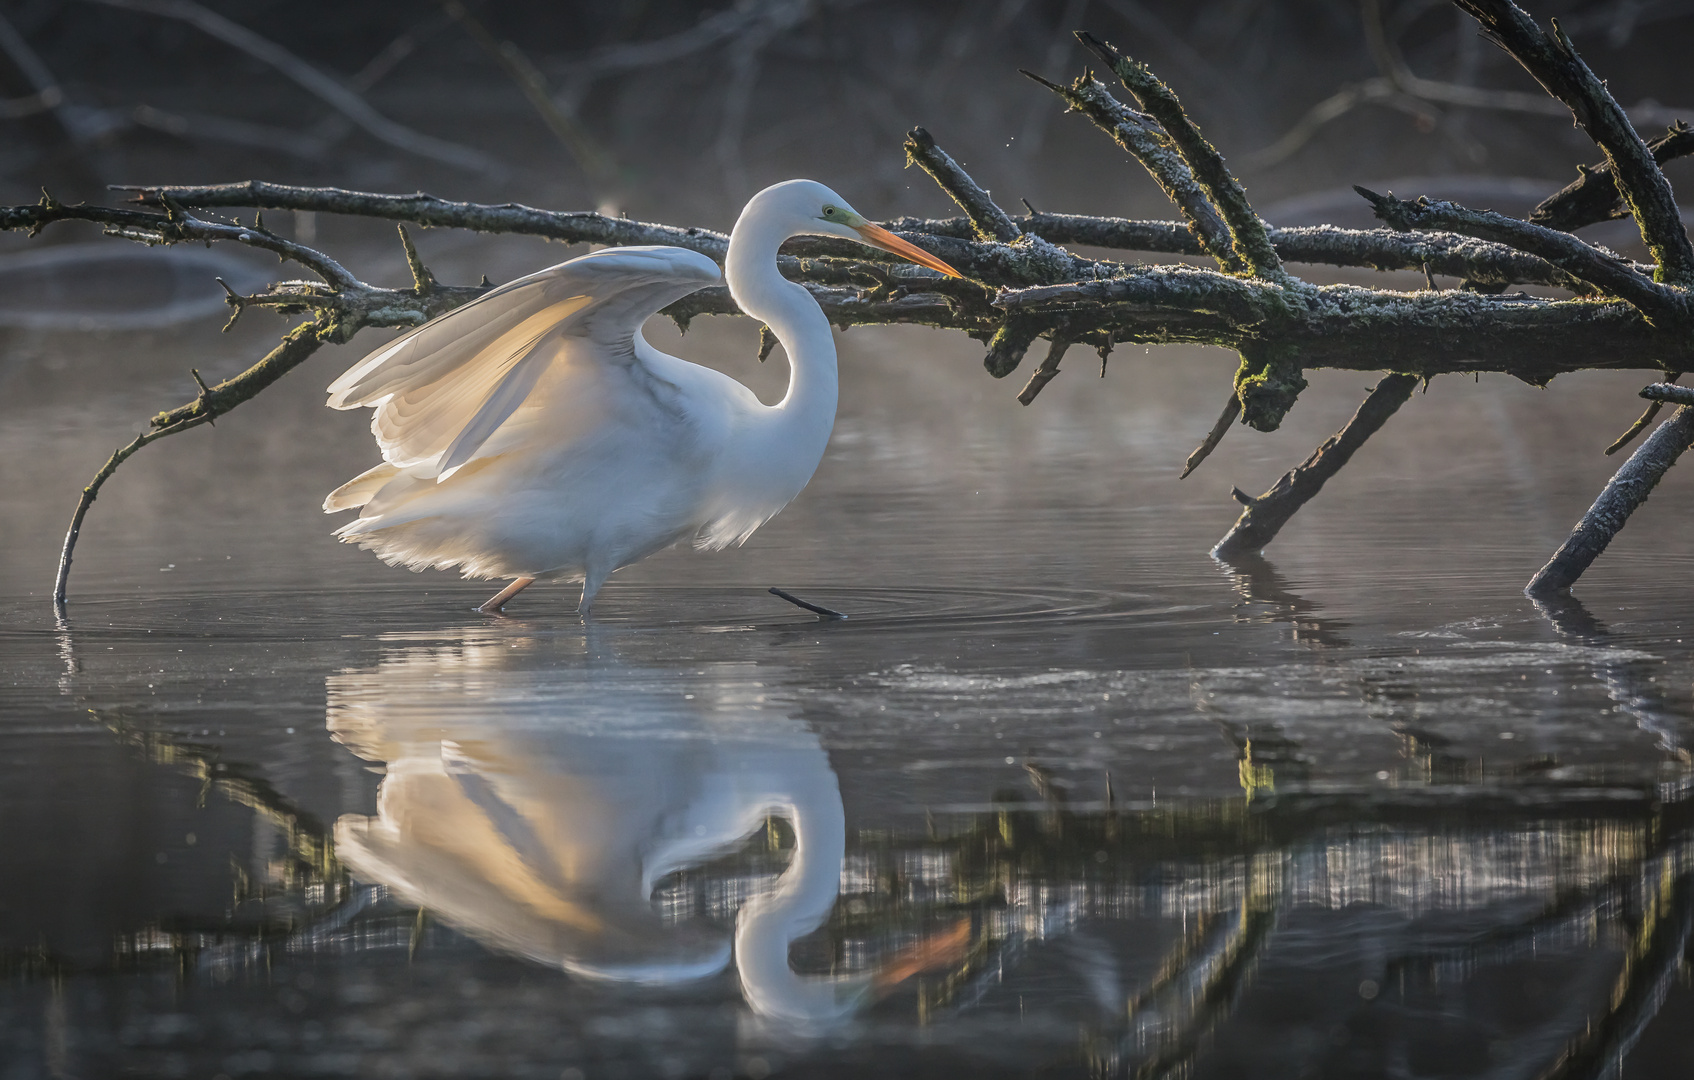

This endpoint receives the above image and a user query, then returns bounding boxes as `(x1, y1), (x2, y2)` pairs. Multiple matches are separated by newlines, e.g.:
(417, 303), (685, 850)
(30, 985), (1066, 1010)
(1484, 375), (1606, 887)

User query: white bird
(323, 180), (961, 614)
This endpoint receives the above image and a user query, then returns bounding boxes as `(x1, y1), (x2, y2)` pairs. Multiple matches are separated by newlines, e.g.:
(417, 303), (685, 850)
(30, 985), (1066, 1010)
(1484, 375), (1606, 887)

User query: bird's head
(749, 179), (963, 278)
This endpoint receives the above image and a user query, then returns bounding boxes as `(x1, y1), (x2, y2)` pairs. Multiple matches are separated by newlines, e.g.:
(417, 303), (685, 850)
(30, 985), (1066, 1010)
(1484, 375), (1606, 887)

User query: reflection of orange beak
(853, 222), (965, 278)
(870, 917), (974, 993)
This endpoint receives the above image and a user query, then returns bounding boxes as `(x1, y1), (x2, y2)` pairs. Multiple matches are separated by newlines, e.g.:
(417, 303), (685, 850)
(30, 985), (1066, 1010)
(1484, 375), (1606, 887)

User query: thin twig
(768, 587), (847, 620)
(438, 0), (614, 184)
(54, 418), (203, 621)
(1016, 338), (1071, 404)
(1180, 395), (1242, 479)
(1605, 373), (1683, 454)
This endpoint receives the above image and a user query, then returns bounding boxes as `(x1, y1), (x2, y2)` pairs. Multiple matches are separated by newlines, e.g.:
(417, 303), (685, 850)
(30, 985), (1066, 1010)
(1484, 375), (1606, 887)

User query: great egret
(323, 180), (962, 614)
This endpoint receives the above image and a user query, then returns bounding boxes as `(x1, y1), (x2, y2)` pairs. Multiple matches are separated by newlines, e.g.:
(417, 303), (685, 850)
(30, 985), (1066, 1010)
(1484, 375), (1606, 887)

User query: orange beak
(852, 222), (964, 278)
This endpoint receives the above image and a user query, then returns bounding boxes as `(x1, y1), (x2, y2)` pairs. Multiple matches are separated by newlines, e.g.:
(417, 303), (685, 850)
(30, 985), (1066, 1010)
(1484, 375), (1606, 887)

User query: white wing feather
(326, 246), (721, 478)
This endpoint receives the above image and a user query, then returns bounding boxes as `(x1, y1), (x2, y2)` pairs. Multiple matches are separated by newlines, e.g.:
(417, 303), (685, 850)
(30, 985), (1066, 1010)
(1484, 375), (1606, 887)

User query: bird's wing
(326, 246), (722, 478)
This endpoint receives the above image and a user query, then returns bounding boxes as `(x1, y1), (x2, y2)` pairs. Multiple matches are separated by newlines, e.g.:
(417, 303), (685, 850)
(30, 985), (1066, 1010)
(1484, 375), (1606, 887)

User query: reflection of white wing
(327, 646), (856, 1002)
(326, 246), (720, 481)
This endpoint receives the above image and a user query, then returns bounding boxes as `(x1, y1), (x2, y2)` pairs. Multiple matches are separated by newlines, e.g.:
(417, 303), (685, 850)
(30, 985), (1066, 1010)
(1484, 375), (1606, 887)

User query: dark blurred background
(5, 0), (1694, 230)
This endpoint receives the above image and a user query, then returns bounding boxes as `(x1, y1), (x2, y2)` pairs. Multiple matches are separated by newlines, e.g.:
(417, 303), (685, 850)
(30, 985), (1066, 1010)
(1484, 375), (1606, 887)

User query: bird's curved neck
(725, 211), (837, 430)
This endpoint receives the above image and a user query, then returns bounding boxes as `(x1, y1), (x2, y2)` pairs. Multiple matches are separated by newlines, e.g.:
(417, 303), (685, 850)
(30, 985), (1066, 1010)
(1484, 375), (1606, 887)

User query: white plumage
(322, 180), (960, 613)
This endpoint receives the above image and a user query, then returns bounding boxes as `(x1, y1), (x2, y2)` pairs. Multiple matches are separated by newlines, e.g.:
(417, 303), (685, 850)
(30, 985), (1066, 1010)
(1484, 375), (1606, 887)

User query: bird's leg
(577, 566), (611, 618)
(477, 576), (535, 614)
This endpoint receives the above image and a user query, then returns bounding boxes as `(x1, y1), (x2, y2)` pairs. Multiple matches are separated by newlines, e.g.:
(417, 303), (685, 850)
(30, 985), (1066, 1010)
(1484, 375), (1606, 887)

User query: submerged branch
(1526, 402), (1694, 596)
(1212, 374), (1420, 559)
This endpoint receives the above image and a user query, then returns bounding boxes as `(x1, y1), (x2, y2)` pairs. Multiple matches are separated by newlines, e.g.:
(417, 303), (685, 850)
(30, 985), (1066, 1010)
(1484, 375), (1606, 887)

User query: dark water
(5, 258), (1694, 1079)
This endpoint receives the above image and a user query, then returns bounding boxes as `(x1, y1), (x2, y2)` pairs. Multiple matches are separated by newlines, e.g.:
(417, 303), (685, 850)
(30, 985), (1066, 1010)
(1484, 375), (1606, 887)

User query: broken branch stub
(1233, 340), (1307, 433)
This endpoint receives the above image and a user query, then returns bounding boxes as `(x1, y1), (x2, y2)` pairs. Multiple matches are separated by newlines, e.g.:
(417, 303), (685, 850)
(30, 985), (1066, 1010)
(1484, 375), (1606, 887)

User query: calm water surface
(3, 273), (1694, 1078)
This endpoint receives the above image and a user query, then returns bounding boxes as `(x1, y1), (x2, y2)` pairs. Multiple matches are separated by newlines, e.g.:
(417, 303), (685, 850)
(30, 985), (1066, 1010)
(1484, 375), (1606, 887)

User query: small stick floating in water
(768, 587), (847, 620)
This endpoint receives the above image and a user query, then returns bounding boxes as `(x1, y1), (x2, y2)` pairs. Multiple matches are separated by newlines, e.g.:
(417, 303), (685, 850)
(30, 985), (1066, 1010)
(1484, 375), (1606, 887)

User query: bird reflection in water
(325, 636), (963, 1026)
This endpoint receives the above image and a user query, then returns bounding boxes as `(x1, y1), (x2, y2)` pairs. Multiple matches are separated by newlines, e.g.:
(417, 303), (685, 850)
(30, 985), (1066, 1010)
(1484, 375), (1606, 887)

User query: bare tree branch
(1022, 69), (1241, 272)
(1531, 123), (1694, 233)
(438, 0), (614, 185)
(1604, 372), (1681, 455)
(904, 126), (1021, 242)
(1016, 336), (1071, 404)
(1355, 187), (1685, 322)
(1180, 395), (1242, 479)
(1077, 31), (1288, 283)
(1455, 0), (1694, 285)
(119, 180), (1611, 291)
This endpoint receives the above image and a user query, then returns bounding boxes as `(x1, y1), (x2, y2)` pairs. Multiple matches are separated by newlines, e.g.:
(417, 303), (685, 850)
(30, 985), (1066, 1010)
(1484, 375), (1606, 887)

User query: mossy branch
(1455, 0), (1694, 285)
(1076, 31), (1288, 285)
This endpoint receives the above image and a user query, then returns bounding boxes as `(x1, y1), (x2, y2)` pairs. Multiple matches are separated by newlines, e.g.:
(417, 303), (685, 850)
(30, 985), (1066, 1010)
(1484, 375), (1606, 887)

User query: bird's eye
(823, 206), (837, 217)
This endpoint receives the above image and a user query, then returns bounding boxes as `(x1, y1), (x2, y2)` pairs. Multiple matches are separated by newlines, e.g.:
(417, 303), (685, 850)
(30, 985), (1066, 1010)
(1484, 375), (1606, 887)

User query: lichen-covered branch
(1022, 70), (1240, 272)
(122, 181), (1609, 291)
(996, 270), (1694, 378)
(1076, 31), (1288, 285)
(5, 190), (360, 287)
(1640, 381), (1694, 406)
(1456, 0), (1694, 285)
(902, 126), (1020, 242)
(1356, 187), (1686, 323)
